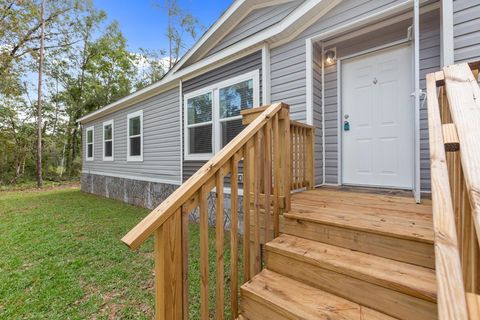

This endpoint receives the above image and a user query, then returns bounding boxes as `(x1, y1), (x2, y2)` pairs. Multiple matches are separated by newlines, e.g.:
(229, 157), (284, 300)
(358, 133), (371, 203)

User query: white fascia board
(79, 0), (339, 124)
(173, 0), (336, 79)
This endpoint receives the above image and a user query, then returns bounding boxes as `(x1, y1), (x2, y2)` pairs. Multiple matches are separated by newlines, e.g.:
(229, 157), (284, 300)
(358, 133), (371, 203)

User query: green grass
(0, 187), (241, 319)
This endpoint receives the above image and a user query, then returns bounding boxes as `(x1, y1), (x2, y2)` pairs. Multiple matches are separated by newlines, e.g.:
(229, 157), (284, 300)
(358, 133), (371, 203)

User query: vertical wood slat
(283, 109), (292, 211)
(306, 127), (315, 189)
(301, 128), (306, 188)
(294, 126), (298, 188)
(215, 169), (225, 320)
(199, 185), (209, 320)
(264, 122), (272, 243)
(154, 210), (183, 320)
(253, 132), (262, 273)
(230, 153), (240, 318)
(243, 141), (252, 282)
(273, 115), (280, 237)
(181, 205), (189, 320)
(290, 125), (294, 190)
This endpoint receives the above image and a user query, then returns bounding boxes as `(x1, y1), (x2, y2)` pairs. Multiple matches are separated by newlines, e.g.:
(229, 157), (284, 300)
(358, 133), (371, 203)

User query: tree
(36, 0), (45, 187)
(155, 0), (204, 69)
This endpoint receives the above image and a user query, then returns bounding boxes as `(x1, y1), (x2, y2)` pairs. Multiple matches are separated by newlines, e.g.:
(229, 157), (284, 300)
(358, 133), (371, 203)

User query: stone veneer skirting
(81, 173), (244, 232)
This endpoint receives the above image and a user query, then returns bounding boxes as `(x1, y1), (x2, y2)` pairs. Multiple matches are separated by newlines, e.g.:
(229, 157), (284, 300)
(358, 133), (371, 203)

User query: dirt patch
(0, 183), (80, 193)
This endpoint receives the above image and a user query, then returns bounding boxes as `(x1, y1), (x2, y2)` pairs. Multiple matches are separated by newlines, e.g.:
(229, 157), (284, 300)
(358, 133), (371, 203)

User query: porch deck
(236, 187), (437, 320)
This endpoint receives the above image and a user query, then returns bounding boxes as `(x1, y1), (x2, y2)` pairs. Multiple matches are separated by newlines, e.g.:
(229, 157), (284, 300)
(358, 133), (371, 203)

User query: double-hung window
(103, 120), (114, 161)
(184, 70), (259, 160)
(86, 126), (94, 161)
(127, 110), (143, 161)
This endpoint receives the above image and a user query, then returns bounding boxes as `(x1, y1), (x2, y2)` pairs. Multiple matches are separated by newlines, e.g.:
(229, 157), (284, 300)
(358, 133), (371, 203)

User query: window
(184, 70), (259, 160)
(186, 92), (213, 157)
(86, 126), (94, 161)
(127, 110), (143, 161)
(103, 120), (114, 161)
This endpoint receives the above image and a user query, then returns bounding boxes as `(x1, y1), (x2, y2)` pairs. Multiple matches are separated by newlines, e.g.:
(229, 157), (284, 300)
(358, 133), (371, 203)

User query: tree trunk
(36, 0), (45, 188)
(70, 126), (78, 176)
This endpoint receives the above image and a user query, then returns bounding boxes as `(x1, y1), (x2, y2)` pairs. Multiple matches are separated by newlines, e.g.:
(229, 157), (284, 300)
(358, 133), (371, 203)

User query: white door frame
(337, 41), (416, 190)
(303, 4), (436, 196)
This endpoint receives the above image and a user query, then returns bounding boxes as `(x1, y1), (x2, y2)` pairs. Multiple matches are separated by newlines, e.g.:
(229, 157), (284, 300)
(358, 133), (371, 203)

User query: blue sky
(93, 0), (233, 54)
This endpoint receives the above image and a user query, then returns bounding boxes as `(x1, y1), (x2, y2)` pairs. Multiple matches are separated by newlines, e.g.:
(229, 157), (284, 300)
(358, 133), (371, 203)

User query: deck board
(289, 188), (434, 243)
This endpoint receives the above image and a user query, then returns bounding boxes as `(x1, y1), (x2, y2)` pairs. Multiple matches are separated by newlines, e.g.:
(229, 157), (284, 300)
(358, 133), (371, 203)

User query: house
(79, 0), (479, 206)
(79, 0), (480, 319)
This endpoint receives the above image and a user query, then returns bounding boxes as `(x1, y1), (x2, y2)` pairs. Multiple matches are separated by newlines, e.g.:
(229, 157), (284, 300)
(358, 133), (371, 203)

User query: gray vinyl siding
(270, 0), (439, 191)
(182, 51), (262, 181)
(453, 0), (480, 63)
(82, 87), (181, 184)
(208, 1), (304, 56)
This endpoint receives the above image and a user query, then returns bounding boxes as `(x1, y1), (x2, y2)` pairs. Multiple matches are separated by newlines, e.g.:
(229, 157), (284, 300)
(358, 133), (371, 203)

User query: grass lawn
(0, 187), (241, 319)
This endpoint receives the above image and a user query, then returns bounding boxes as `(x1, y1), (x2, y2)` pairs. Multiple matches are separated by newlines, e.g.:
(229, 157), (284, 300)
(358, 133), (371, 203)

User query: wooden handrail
(122, 102), (287, 250)
(427, 62), (480, 320)
(122, 101), (304, 319)
(426, 71), (468, 320)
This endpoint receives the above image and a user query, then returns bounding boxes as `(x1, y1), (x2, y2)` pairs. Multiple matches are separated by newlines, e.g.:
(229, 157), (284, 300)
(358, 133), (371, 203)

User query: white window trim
(102, 119), (114, 161)
(184, 69), (260, 161)
(86, 126), (94, 161)
(127, 110), (143, 162)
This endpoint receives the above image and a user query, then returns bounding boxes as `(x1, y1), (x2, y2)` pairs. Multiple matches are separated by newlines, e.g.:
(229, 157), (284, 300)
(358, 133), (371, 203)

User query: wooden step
(240, 269), (398, 320)
(266, 234), (437, 320)
(281, 209), (435, 268)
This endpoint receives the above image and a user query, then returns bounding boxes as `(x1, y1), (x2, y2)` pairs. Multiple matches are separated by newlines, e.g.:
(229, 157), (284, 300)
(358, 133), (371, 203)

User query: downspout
(321, 42), (326, 185)
(413, 0), (421, 203)
(262, 43), (271, 105)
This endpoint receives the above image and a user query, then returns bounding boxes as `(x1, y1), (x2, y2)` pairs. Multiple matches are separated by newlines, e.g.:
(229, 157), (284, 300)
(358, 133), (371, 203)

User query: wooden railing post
(278, 107), (291, 212)
(154, 210), (183, 320)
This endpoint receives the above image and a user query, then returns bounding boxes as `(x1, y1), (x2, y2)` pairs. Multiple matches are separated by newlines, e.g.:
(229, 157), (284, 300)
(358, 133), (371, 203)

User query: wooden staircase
(239, 188), (437, 320)
(122, 62), (480, 320)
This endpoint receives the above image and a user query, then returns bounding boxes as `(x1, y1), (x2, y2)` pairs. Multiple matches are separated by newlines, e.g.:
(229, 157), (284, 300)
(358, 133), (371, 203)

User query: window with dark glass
(103, 121), (113, 159)
(186, 92), (213, 155)
(184, 72), (257, 159)
(219, 79), (253, 147)
(86, 127), (94, 160)
(128, 111), (143, 160)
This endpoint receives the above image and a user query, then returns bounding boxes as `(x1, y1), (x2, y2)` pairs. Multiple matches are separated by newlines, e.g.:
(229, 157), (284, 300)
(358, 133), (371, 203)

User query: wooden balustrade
(122, 102), (313, 319)
(426, 62), (480, 320)
(290, 120), (315, 190)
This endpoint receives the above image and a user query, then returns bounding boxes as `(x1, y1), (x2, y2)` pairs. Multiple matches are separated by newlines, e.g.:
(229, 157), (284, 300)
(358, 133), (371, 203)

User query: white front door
(341, 45), (413, 189)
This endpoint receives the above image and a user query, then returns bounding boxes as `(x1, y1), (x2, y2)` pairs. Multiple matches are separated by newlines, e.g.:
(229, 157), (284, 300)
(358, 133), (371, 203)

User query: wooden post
(243, 141), (252, 281)
(154, 210), (183, 320)
(230, 153), (240, 318)
(272, 114), (280, 237)
(278, 107), (291, 212)
(215, 169), (225, 320)
(199, 185), (209, 320)
(181, 206), (189, 320)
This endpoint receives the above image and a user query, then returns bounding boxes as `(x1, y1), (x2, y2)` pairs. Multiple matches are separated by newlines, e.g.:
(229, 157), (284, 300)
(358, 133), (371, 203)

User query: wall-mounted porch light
(324, 48), (336, 66)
